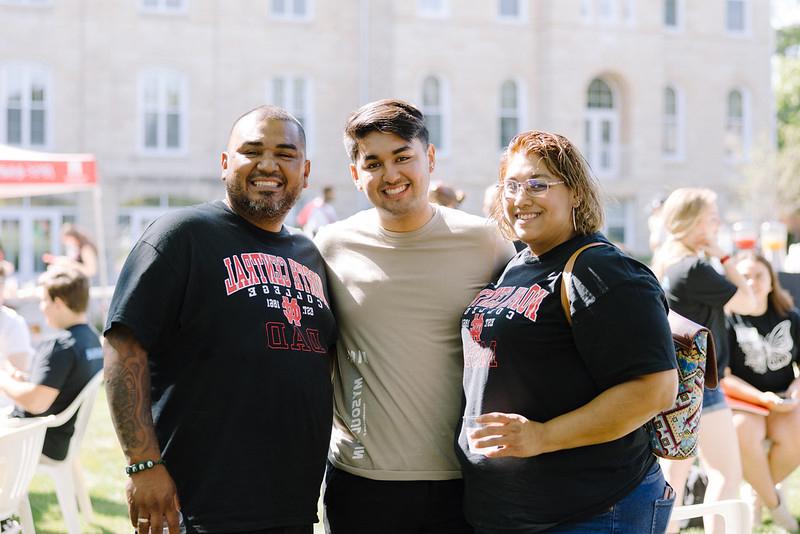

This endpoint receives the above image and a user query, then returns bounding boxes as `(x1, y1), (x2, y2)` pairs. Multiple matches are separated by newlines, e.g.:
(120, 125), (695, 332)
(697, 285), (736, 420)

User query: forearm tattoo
(104, 329), (158, 458)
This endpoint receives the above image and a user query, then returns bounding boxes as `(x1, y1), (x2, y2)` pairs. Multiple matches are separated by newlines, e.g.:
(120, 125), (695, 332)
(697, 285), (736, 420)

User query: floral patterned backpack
(560, 243), (717, 460)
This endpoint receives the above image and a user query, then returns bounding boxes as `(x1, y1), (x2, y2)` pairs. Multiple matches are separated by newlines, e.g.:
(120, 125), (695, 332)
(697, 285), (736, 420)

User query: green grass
(26, 390), (800, 533)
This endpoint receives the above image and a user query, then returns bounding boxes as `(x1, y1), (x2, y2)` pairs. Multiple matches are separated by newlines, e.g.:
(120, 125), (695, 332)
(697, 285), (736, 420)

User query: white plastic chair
(0, 417), (50, 534)
(670, 499), (752, 534)
(37, 370), (104, 534)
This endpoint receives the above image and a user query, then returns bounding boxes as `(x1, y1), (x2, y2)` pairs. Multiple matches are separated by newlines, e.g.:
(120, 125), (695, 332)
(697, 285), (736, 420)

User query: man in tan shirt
(315, 99), (514, 534)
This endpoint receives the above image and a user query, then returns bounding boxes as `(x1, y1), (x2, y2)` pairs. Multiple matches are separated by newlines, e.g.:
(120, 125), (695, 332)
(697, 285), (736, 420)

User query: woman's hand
(469, 413), (549, 458)
(760, 391), (798, 413)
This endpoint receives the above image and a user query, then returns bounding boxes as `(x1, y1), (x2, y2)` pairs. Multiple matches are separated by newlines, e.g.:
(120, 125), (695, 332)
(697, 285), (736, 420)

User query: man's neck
(378, 204), (435, 233)
(55, 314), (87, 330)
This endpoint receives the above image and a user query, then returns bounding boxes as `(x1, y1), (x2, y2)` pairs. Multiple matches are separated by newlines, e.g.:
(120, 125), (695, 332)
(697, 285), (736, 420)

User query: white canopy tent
(0, 144), (109, 290)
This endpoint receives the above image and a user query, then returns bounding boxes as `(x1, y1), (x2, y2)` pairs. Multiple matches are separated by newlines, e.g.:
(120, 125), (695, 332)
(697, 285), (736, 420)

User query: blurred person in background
(0, 262), (32, 378)
(652, 187), (761, 534)
(429, 181), (465, 209)
(0, 267), (101, 460)
(723, 252), (800, 531)
(298, 185), (338, 236)
(42, 224), (98, 279)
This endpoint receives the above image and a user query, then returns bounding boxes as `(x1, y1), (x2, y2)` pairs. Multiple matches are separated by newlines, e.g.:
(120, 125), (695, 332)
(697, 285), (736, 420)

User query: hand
(705, 243), (727, 261)
(41, 253), (55, 264)
(127, 467), (181, 533)
(760, 392), (798, 413)
(470, 412), (548, 458)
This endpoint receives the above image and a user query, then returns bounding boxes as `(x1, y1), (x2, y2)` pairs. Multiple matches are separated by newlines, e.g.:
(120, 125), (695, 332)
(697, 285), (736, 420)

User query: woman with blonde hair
(652, 187), (760, 534)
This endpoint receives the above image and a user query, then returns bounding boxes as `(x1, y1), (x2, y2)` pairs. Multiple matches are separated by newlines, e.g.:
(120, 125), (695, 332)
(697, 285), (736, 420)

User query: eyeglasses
(501, 179), (565, 199)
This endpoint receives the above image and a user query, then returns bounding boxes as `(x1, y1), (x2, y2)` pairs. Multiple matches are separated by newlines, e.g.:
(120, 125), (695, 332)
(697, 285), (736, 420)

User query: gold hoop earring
(572, 206), (578, 233)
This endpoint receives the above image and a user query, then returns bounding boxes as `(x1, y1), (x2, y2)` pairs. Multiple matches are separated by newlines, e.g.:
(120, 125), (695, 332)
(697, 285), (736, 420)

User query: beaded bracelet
(125, 458), (165, 476)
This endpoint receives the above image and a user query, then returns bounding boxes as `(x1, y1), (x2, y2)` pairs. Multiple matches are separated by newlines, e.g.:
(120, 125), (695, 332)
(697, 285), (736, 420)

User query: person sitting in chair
(0, 267), (102, 460)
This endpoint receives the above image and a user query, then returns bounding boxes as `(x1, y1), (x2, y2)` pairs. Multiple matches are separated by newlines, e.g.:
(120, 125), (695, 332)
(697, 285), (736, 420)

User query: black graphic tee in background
(662, 256), (737, 376)
(728, 306), (800, 393)
(105, 201), (336, 532)
(458, 233), (676, 532)
(13, 324), (102, 460)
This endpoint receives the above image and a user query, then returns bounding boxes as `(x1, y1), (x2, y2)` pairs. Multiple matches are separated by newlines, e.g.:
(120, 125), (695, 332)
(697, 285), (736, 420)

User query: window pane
(598, 0), (612, 17)
(143, 79), (158, 107)
(165, 0), (182, 8)
(665, 0), (677, 26)
(293, 0), (306, 16)
(419, 0), (443, 13)
(30, 109), (45, 145)
(272, 0), (285, 15)
(166, 113), (180, 148)
(499, 0), (519, 17)
(727, 0), (745, 31)
(500, 80), (517, 108)
(32, 218), (52, 273)
(664, 87), (676, 115)
(6, 109), (22, 145)
(728, 90), (743, 118)
(30, 84), (45, 103)
(144, 112), (159, 147)
(423, 77), (440, 106)
(663, 122), (677, 154)
(142, 0), (158, 7)
(587, 79), (613, 108)
(272, 78), (285, 106)
(500, 117), (518, 149)
(292, 79), (305, 113)
(426, 114), (442, 147)
(0, 219), (21, 273)
(166, 85), (181, 109)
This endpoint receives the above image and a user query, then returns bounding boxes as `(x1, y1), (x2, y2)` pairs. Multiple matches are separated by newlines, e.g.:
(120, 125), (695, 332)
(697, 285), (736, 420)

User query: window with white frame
(422, 75), (446, 152)
(621, 0), (635, 24)
(663, 85), (683, 158)
(140, 0), (187, 13)
(139, 69), (187, 154)
(417, 0), (447, 17)
(604, 198), (634, 249)
(267, 76), (312, 151)
(1, 63), (50, 148)
(499, 80), (520, 149)
(497, 0), (525, 21)
(664, 0), (678, 27)
(270, 0), (311, 20)
(725, 88), (750, 160)
(726, 0), (747, 32)
(584, 78), (619, 177)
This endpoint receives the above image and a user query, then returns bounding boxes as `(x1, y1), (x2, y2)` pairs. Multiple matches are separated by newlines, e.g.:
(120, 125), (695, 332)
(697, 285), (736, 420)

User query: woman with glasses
(651, 188), (760, 534)
(457, 130), (678, 533)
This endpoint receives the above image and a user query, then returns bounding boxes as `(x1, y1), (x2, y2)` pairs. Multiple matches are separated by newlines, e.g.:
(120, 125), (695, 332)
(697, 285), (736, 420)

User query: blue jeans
(474, 462), (674, 534)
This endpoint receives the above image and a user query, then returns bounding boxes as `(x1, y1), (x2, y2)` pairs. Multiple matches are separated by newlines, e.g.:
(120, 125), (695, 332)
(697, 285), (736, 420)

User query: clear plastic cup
(463, 415), (501, 455)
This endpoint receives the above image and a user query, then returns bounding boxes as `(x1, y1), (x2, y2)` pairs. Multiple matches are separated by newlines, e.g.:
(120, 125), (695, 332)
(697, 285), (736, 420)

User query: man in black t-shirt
(0, 267), (102, 460)
(103, 106), (336, 534)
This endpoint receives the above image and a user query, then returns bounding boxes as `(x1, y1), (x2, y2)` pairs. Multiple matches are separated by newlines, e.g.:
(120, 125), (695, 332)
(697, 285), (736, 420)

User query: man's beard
(226, 176), (302, 225)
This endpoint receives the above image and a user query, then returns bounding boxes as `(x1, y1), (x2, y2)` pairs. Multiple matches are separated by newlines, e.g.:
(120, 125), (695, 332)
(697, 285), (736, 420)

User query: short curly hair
(490, 130), (604, 241)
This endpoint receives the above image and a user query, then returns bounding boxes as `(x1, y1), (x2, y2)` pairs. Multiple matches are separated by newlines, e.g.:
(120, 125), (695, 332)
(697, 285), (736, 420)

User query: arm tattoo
(104, 328), (159, 459)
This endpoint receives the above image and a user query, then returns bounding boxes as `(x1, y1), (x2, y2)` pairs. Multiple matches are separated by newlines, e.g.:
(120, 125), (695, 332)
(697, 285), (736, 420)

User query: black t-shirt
(457, 233), (676, 532)
(728, 306), (800, 393)
(104, 201), (336, 532)
(662, 256), (737, 375)
(13, 323), (102, 460)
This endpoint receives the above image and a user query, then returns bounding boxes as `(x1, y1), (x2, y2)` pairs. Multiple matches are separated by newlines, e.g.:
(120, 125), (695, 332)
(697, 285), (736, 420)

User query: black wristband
(125, 458), (165, 476)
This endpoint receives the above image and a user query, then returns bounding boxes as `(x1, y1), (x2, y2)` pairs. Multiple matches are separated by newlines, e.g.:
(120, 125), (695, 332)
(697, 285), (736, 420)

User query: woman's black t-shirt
(728, 306), (800, 393)
(458, 233), (676, 532)
(662, 256), (737, 376)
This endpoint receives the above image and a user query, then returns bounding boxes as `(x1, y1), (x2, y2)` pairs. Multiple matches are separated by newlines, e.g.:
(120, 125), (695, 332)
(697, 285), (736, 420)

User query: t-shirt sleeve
(0, 313), (32, 358)
(104, 234), (187, 352)
(571, 256), (677, 391)
(28, 339), (75, 391)
(684, 260), (738, 308)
